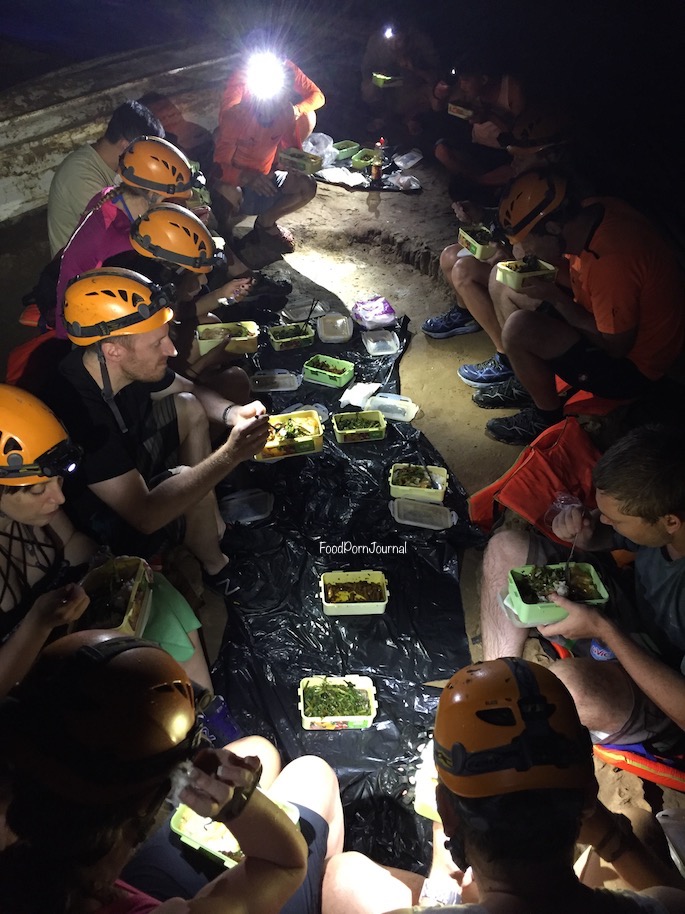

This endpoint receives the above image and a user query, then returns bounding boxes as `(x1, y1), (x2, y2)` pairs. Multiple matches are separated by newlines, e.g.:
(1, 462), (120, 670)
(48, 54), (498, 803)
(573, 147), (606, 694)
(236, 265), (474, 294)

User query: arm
(286, 60), (325, 114)
(551, 506), (615, 552)
(158, 748), (307, 914)
(88, 408), (269, 534)
(0, 584), (90, 698)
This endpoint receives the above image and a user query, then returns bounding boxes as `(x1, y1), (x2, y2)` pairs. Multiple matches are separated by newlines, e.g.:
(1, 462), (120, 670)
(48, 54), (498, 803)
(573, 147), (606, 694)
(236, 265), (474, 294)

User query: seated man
(323, 658), (685, 912)
(460, 167), (685, 445)
(42, 267), (269, 597)
(212, 51), (324, 255)
(0, 630), (342, 914)
(47, 99), (164, 257)
(480, 425), (685, 757)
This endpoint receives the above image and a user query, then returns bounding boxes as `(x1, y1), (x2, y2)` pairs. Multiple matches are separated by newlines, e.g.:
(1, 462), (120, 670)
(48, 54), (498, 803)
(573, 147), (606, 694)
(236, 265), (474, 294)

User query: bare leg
(439, 243), (463, 290)
(549, 659), (634, 736)
(255, 171), (317, 229)
(294, 110), (316, 144)
(488, 268), (539, 330)
(452, 258), (502, 349)
(179, 629), (213, 692)
(501, 310), (580, 410)
(268, 756), (344, 859)
(322, 852), (423, 914)
(480, 529), (533, 660)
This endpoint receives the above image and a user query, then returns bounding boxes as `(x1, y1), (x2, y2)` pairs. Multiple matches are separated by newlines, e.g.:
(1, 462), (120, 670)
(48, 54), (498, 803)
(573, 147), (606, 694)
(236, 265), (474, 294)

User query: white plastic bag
(303, 133), (337, 167)
(351, 296), (397, 329)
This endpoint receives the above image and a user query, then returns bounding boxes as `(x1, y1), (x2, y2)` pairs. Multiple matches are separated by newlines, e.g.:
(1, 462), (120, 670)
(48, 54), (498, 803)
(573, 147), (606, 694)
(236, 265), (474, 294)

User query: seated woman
(0, 630), (343, 914)
(0, 384), (212, 696)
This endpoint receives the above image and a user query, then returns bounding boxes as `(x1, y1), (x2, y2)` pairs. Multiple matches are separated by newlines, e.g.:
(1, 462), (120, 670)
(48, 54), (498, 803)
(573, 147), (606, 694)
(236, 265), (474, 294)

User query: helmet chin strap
(96, 342), (129, 434)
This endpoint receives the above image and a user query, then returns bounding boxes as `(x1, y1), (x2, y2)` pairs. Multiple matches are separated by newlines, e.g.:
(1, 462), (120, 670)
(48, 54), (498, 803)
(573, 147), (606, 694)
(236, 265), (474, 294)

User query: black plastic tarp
(212, 303), (485, 871)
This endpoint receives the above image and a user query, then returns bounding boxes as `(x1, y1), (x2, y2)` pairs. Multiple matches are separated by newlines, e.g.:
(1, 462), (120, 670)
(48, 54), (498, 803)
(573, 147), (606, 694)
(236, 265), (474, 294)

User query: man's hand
(538, 595), (608, 642)
(215, 277), (254, 302)
(452, 201), (482, 224)
(552, 505), (595, 548)
(181, 748), (262, 822)
(28, 583), (90, 631)
(222, 409), (270, 463)
(242, 171), (278, 197)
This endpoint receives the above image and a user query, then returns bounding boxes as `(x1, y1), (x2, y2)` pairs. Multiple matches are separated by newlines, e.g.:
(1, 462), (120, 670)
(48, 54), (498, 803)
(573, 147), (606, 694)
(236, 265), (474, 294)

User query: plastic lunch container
(448, 102), (474, 119)
(389, 499), (457, 531)
(361, 330), (400, 356)
(218, 488), (274, 524)
(78, 557), (152, 637)
(333, 140), (360, 160)
(278, 147), (323, 173)
(332, 410), (387, 444)
(365, 393), (415, 421)
(170, 795), (300, 867)
(303, 355), (355, 388)
(388, 464), (448, 504)
(282, 300), (329, 323)
(196, 321), (259, 355)
(267, 322), (315, 352)
(317, 313), (354, 343)
(457, 225), (498, 261)
(319, 569), (389, 615)
(255, 409), (324, 462)
(351, 148), (377, 170)
(372, 72), (403, 88)
(249, 370), (301, 393)
(298, 675), (378, 730)
(506, 562), (608, 625)
(495, 259), (557, 292)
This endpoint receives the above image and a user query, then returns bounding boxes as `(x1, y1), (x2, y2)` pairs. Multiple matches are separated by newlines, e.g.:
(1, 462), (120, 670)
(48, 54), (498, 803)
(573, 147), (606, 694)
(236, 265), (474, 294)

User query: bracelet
(593, 812), (636, 863)
(222, 405), (234, 426)
(217, 759), (263, 822)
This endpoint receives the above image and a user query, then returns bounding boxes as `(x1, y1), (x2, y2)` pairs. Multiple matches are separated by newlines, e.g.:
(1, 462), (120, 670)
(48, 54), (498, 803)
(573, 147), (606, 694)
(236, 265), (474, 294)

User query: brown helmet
(64, 267), (174, 346)
(118, 136), (203, 199)
(498, 169), (567, 243)
(505, 108), (569, 157)
(0, 630), (199, 804)
(0, 384), (81, 486)
(433, 658), (593, 798)
(131, 203), (224, 273)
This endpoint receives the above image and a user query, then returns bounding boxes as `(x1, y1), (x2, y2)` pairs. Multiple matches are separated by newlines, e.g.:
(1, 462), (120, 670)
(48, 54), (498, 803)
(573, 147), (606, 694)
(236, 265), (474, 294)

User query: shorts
(526, 532), (684, 753)
(122, 803), (329, 914)
(240, 170), (289, 216)
(142, 572), (201, 663)
(137, 395), (181, 482)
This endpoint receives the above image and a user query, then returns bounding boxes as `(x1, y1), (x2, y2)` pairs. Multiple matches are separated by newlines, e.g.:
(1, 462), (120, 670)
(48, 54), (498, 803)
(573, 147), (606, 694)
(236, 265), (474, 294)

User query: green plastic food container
(507, 562), (608, 625)
(332, 410), (386, 443)
(496, 259), (557, 291)
(303, 355), (354, 387)
(457, 225), (498, 261)
(267, 323), (315, 351)
(333, 140), (360, 160)
(278, 147), (323, 174)
(298, 675), (378, 729)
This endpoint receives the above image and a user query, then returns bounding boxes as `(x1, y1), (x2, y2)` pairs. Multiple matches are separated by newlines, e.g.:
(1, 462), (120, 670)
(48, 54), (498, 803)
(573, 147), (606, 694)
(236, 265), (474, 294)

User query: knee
(223, 367), (251, 404)
(174, 391), (209, 431)
(302, 174), (317, 202)
(293, 755), (340, 793)
(227, 734), (281, 772)
(451, 255), (480, 292)
(440, 243), (461, 274)
(483, 528), (531, 575)
(501, 309), (535, 348)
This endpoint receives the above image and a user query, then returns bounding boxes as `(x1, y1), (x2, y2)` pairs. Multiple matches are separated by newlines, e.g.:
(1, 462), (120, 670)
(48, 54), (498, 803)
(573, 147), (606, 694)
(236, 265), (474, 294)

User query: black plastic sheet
(213, 269), (485, 870)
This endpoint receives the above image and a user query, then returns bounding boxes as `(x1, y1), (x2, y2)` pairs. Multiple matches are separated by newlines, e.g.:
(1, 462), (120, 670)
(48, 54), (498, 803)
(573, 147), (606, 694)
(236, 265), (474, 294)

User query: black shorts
(550, 338), (653, 399)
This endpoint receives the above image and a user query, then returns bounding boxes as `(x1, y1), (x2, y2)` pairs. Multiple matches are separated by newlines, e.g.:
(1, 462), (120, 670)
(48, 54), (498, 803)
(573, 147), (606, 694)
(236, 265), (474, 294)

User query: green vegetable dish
(271, 325), (308, 340)
(335, 416), (381, 431)
(391, 465), (433, 488)
(508, 255), (542, 273)
(513, 564), (601, 604)
(303, 679), (371, 718)
(308, 357), (345, 375)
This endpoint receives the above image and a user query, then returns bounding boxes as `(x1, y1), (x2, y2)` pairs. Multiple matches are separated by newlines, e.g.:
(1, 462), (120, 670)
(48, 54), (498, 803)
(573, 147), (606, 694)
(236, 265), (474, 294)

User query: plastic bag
(351, 297), (397, 330)
(303, 132), (337, 168)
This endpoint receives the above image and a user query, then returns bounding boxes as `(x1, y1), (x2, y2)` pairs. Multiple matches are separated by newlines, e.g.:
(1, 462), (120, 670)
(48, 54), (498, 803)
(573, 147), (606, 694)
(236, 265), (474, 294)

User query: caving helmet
(118, 136), (203, 200)
(505, 108), (569, 157)
(0, 630), (200, 804)
(433, 658), (593, 798)
(498, 169), (568, 243)
(64, 268), (174, 346)
(0, 384), (81, 486)
(130, 203), (225, 273)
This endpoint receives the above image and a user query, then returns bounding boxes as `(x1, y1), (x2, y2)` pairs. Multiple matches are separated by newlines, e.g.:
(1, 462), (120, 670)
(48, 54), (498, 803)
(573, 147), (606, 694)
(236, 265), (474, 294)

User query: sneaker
(484, 407), (554, 445)
(458, 353), (514, 388)
(422, 306), (481, 339)
(472, 377), (534, 409)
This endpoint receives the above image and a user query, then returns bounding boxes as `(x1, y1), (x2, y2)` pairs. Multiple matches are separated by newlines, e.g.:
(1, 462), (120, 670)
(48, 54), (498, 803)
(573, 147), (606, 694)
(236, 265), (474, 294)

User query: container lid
(366, 393), (418, 421)
(219, 488), (274, 524)
(362, 330), (400, 355)
(282, 402), (330, 423)
(317, 313), (354, 343)
(249, 370), (301, 392)
(282, 301), (330, 323)
(389, 498), (457, 530)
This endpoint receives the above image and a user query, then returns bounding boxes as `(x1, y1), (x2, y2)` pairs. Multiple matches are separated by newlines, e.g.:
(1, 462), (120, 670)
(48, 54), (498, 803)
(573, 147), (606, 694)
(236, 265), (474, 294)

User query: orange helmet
(130, 203), (224, 273)
(505, 108), (569, 157)
(0, 384), (80, 486)
(433, 658), (593, 798)
(498, 169), (567, 243)
(64, 267), (174, 346)
(1, 630), (199, 804)
(118, 136), (203, 199)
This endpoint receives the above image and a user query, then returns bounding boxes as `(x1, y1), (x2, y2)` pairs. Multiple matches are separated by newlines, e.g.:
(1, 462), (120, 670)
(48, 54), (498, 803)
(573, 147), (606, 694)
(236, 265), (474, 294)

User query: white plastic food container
(389, 499), (457, 530)
(219, 488), (274, 524)
(298, 675), (378, 730)
(365, 393), (417, 421)
(317, 313), (354, 343)
(249, 370), (301, 392)
(362, 330), (400, 356)
(320, 570), (389, 615)
(388, 464), (447, 504)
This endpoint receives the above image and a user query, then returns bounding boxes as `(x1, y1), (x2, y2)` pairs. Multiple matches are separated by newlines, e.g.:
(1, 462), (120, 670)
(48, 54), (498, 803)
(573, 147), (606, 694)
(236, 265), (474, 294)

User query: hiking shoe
(458, 353), (514, 388)
(485, 407), (554, 445)
(422, 306), (481, 339)
(472, 377), (534, 409)
(202, 560), (259, 598)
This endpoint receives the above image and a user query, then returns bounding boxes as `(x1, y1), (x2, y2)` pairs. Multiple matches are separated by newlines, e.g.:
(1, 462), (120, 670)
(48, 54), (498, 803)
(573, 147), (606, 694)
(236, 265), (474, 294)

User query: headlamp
(383, 26), (395, 39)
(0, 439), (83, 482)
(245, 52), (286, 101)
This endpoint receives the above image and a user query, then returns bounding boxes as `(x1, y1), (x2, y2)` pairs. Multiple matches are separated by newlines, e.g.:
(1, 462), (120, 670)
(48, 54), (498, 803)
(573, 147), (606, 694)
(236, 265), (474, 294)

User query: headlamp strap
(97, 344), (128, 434)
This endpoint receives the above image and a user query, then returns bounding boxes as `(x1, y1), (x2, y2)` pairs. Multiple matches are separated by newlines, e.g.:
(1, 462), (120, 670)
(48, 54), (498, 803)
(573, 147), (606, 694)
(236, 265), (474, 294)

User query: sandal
(254, 221), (296, 254)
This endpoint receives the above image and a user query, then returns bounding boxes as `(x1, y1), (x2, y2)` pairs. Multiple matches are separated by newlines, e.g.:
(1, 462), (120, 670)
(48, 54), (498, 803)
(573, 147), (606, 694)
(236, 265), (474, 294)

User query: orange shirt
(214, 60), (324, 184)
(567, 198), (685, 379)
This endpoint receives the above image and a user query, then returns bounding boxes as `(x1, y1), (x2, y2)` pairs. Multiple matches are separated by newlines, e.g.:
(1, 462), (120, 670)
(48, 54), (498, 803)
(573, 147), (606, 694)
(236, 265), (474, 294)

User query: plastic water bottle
(590, 639), (616, 661)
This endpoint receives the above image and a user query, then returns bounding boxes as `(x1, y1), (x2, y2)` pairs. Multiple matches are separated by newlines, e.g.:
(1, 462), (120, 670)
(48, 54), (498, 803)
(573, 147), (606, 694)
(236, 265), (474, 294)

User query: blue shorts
(122, 802), (328, 914)
(240, 170), (289, 216)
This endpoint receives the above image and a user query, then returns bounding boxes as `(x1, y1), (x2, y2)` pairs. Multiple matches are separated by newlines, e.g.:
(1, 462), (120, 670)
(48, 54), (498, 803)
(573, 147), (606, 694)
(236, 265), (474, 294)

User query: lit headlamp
(0, 439), (83, 482)
(245, 51), (287, 101)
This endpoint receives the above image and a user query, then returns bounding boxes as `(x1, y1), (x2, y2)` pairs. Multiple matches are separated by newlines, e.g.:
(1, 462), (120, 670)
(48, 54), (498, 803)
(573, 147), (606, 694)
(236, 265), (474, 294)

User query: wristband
(593, 812), (636, 863)
(222, 405), (234, 426)
(217, 759), (263, 822)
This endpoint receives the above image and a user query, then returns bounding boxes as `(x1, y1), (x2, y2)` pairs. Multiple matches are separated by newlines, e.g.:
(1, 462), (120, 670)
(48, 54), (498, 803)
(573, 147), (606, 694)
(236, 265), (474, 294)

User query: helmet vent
(475, 708), (517, 726)
(3, 437), (22, 456)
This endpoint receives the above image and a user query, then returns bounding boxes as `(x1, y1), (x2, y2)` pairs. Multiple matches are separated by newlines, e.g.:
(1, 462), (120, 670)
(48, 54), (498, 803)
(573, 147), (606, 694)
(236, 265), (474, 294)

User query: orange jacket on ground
(214, 59), (324, 185)
(567, 197), (685, 380)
